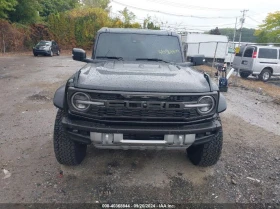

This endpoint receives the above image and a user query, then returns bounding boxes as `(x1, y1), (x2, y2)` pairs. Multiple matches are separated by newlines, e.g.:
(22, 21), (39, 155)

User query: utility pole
(233, 17), (238, 43)
(238, 9), (249, 46)
(229, 17), (238, 65)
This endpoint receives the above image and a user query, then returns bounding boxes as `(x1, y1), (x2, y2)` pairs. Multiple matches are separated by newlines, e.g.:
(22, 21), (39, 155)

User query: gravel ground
(0, 55), (279, 204)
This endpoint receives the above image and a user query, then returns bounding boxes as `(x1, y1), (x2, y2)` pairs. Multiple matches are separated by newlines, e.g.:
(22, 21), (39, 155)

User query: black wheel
(53, 109), (87, 166)
(258, 68), (271, 82)
(50, 49), (53, 57)
(240, 72), (250, 79)
(187, 120), (223, 167)
(34, 53), (38, 57)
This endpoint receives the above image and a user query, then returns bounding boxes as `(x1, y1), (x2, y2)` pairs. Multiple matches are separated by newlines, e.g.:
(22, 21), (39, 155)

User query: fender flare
(218, 93), (227, 113)
(53, 84), (66, 109)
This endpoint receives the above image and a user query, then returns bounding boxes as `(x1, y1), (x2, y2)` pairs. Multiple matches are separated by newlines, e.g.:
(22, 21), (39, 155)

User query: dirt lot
(0, 55), (279, 204)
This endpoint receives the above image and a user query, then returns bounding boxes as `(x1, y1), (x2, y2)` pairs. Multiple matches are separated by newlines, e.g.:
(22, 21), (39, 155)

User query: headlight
(71, 92), (91, 111)
(197, 96), (215, 114)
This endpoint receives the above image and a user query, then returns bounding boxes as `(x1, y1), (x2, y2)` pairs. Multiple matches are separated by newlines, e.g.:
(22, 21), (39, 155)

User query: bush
(0, 19), (24, 53)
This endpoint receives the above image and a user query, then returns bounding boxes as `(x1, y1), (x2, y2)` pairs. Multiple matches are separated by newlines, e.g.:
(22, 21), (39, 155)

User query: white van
(232, 45), (280, 81)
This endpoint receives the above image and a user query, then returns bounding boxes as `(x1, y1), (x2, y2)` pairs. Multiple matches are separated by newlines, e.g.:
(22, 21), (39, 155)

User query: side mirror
(190, 55), (205, 66)
(72, 48), (86, 62)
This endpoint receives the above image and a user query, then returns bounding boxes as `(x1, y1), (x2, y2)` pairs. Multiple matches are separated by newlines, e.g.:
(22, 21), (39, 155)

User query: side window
(243, 47), (254, 57)
(52, 41), (56, 46)
(258, 48), (277, 59)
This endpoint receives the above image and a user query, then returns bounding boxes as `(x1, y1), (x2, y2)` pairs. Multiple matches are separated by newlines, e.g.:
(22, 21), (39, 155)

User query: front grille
(90, 106), (198, 119)
(68, 88), (217, 124)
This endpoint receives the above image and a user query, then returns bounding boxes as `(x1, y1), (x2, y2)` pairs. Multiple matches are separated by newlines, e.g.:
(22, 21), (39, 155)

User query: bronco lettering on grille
(106, 101), (184, 109)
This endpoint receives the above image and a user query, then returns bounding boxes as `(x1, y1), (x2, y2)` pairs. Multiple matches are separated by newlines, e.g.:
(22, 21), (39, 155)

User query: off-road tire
(240, 72), (250, 79)
(34, 53), (38, 57)
(50, 49), (53, 57)
(53, 109), (87, 166)
(258, 68), (271, 82)
(187, 118), (223, 167)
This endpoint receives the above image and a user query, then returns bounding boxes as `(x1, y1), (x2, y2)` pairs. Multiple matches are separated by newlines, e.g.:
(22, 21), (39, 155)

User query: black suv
(53, 28), (227, 167)
(33, 40), (60, 57)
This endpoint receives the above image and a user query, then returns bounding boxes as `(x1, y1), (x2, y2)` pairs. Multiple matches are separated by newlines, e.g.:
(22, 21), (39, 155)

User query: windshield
(36, 41), (51, 46)
(95, 33), (183, 63)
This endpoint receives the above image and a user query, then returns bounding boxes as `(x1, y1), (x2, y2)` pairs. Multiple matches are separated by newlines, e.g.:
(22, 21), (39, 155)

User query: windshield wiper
(136, 58), (170, 63)
(96, 56), (124, 61)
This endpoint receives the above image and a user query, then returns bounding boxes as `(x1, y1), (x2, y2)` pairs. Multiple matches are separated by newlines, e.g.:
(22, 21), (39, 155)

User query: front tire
(57, 50), (60, 56)
(50, 50), (53, 57)
(240, 72), (250, 79)
(187, 126), (223, 167)
(53, 109), (87, 166)
(258, 68), (271, 82)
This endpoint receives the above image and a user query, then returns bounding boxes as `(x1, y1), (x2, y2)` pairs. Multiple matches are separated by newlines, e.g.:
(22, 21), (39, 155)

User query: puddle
(27, 92), (51, 101)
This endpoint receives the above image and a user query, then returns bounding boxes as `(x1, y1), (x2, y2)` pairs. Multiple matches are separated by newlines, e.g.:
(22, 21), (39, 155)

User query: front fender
(218, 93), (227, 113)
(53, 85), (66, 109)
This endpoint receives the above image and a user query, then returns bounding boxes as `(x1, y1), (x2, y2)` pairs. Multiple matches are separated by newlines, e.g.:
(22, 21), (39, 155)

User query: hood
(75, 61), (218, 93)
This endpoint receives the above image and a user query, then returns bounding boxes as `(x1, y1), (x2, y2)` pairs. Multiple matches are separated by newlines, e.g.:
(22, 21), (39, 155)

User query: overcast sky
(109, 0), (280, 32)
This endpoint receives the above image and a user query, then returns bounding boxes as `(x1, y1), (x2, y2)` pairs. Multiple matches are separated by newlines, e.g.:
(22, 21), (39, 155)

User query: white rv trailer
(181, 33), (229, 63)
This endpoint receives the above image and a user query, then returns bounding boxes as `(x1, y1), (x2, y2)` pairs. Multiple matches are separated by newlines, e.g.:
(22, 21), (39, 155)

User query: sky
(109, 0), (280, 32)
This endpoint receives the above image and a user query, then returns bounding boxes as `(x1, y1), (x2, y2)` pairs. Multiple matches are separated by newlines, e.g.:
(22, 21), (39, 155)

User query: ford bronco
(53, 28), (227, 167)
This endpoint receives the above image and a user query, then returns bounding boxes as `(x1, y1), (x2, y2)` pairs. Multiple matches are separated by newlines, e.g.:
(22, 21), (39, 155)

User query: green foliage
(118, 7), (135, 26)
(47, 7), (142, 49)
(48, 7), (103, 49)
(255, 31), (269, 43)
(209, 27), (221, 35)
(82, 0), (110, 9)
(39, 0), (79, 17)
(8, 0), (41, 24)
(143, 16), (160, 30)
(0, 0), (17, 18)
(255, 11), (280, 43)
(210, 28), (257, 42)
(147, 22), (160, 30)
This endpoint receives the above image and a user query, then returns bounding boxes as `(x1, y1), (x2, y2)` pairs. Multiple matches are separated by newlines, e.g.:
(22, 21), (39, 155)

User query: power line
(247, 16), (262, 24)
(111, 0), (238, 19)
(146, 0), (241, 11)
(111, 9), (239, 30)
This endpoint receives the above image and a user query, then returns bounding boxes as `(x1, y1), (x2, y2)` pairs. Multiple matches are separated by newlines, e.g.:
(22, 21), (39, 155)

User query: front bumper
(33, 49), (51, 55)
(62, 115), (222, 150)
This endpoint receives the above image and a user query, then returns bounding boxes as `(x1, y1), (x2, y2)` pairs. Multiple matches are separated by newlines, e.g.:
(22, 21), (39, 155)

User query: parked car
(232, 44), (280, 81)
(53, 28), (227, 167)
(33, 40), (60, 57)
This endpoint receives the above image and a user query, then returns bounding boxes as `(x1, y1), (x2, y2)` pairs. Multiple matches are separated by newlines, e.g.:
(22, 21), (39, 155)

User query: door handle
(242, 60), (248, 65)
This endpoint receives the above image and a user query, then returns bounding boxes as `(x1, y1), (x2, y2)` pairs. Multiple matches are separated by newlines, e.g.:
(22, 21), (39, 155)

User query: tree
(209, 27), (221, 35)
(0, 0), (17, 18)
(143, 15), (160, 30)
(8, 0), (41, 24)
(81, 0), (110, 9)
(255, 30), (269, 43)
(118, 7), (135, 26)
(254, 11), (280, 43)
(39, 0), (79, 17)
(218, 27), (256, 42)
